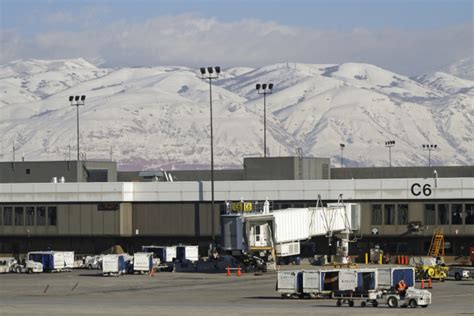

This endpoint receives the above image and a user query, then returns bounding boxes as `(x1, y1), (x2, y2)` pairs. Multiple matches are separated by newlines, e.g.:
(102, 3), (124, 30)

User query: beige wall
(131, 203), (220, 237)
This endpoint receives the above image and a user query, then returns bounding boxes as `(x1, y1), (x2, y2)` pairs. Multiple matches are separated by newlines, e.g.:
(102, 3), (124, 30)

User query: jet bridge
(221, 202), (361, 263)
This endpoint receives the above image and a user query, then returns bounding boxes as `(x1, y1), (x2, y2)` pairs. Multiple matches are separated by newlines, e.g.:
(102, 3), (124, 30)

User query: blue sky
(1, 0), (472, 74)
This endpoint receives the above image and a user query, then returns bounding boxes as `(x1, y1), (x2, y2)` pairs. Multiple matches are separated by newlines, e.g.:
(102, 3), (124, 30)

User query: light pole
(255, 83), (273, 157)
(69, 95), (86, 161)
(340, 143), (345, 167)
(385, 140), (395, 167)
(422, 144), (437, 167)
(200, 66), (221, 246)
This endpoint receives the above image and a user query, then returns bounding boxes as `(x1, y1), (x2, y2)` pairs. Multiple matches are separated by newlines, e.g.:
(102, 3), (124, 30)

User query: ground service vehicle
(11, 260), (43, 273)
(0, 257), (17, 273)
(385, 288), (431, 308)
(448, 266), (471, 280)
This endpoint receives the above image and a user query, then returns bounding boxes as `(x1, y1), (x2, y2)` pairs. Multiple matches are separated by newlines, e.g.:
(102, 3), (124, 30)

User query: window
(466, 204), (474, 225)
(384, 204), (395, 225)
(47, 207), (57, 226)
(26, 168), (30, 174)
(371, 204), (382, 225)
(36, 206), (46, 226)
(25, 206), (35, 225)
(438, 204), (449, 225)
(397, 204), (408, 225)
(451, 204), (463, 225)
(424, 204), (436, 225)
(0, 207), (2, 225)
(3, 207), (13, 226)
(14, 207), (24, 226)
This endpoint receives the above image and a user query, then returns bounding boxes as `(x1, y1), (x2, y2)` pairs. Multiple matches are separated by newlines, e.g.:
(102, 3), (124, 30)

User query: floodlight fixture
(81, 95), (86, 101)
(262, 83), (267, 89)
(207, 67), (213, 74)
(200, 67), (206, 75)
(256, 84), (261, 90)
(268, 83), (274, 90)
(215, 66), (221, 74)
(69, 96), (74, 102)
(74, 95), (80, 101)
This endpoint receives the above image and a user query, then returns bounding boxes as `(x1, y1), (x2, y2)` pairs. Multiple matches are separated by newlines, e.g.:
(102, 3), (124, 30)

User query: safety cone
(401, 256), (404, 265)
(397, 256), (400, 264)
(226, 266), (231, 276)
(428, 278), (432, 289)
(237, 266), (241, 277)
(406, 256), (409, 265)
(421, 278), (425, 289)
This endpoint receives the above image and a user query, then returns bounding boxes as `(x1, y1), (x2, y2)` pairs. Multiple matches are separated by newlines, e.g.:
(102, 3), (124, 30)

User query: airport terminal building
(0, 158), (473, 258)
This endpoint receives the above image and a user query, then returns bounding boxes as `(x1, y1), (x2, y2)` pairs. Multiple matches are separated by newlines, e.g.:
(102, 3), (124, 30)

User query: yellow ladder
(428, 227), (444, 257)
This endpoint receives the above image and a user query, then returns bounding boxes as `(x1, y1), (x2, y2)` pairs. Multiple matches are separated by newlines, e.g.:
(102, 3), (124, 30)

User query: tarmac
(0, 268), (473, 316)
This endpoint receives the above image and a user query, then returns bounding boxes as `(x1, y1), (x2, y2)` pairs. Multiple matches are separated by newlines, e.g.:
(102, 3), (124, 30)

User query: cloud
(1, 14), (472, 75)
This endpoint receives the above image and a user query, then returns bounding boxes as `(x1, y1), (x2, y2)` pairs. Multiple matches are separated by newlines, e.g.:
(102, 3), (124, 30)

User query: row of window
(0, 206), (57, 226)
(371, 204), (408, 225)
(371, 203), (474, 226)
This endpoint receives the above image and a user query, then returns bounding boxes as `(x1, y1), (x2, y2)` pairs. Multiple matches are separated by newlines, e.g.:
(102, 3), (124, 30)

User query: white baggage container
(277, 270), (302, 295)
(133, 253), (152, 273)
(302, 270), (322, 294)
(339, 269), (358, 291)
(377, 267), (415, 289)
(28, 251), (65, 271)
(63, 251), (75, 270)
(102, 254), (126, 276)
(272, 209), (310, 243)
(176, 245), (199, 262)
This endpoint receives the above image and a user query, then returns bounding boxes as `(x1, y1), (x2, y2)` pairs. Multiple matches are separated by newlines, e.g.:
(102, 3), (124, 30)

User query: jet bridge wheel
(336, 299), (342, 307)
(360, 301), (366, 307)
(348, 300), (354, 307)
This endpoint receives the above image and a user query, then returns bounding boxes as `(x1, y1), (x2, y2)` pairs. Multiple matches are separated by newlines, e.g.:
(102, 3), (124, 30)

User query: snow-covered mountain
(443, 57), (474, 81)
(0, 58), (473, 170)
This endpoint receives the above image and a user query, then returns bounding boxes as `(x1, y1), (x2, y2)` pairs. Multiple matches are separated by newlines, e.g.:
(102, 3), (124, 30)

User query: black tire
(387, 296), (398, 308)
(360, 301), (366, 308)
(28, 268), (32, 274)
(336, 299), (342, 307)
(372, 300), (378, 307)
(455, 273), (461, 281)
(421, 305), (428, 308)
(348, 300), (354, 307)
(88, 264), (92, 270)
(409, 299), (417, 308)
